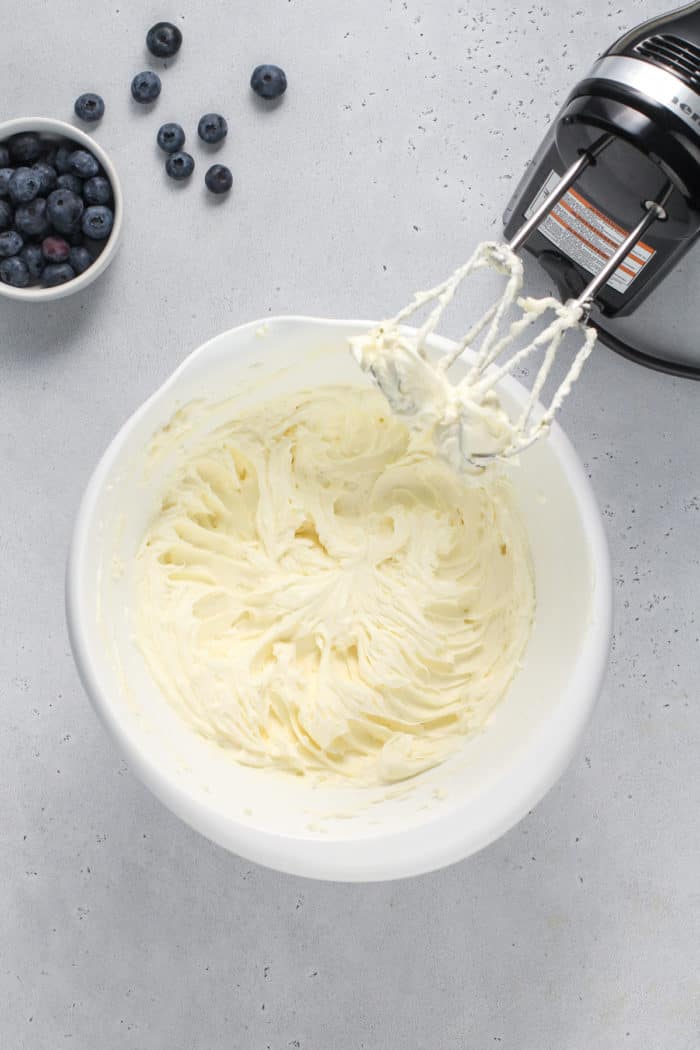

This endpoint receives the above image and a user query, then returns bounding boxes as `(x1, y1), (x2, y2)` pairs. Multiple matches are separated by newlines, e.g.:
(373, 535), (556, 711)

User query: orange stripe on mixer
(567, 188), (653, 255)
(548, 212), (637, 278)
(558, 200), (647, 267)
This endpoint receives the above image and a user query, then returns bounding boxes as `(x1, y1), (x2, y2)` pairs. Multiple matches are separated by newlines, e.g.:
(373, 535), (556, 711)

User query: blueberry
(54, 145), (73, 174)
(9, 133), (42, 164)
(165, 151), (194, 180)
(83, 176), (111, 205)
(204, 164), (232, 195)
(15, 198), (50, 239)
(81, 205), (113, 240)
(0, 230), (23, 257)
(197, 113), (228, 144)
(47, 188), (84, 233)
(42, 235), (71, 263)
(32, 161), (57, 194)
(9, 167), (42, 204)
(42, 262), (75, 287)
(0, 168), (13, 197)
(131, 71), (162, 104)
(74, 92), (105, 122)
(157, 122), (185, 153)
(0, 256), (30, 287)
(250, 64), (287, 100)
(146, 21), (182, 58)
(69, 150), (100, 178)
(0, 145), (9, 167)
(69, 245), (92, 275)
(57, 173), (84, 194)
(20, 243), (44, 279)
(0, 200), (12, 229)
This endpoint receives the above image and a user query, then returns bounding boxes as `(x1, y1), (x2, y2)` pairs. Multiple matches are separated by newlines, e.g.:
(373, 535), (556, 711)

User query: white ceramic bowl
(66, 316), (612, 881)
(0, 117), (122, 302)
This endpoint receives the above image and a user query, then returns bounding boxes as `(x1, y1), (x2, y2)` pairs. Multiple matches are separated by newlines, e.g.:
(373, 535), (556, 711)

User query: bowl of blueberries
(0, 116), (122, 301)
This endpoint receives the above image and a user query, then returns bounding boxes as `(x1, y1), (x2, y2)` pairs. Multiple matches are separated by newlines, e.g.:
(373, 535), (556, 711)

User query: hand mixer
(352, 2), (700, 467)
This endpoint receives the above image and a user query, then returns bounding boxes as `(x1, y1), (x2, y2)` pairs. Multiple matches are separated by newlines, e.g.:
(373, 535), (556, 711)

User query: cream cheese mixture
(135, 385), (535, 786)
(350, 241), (596, 469)
(349, 321), (516, 471)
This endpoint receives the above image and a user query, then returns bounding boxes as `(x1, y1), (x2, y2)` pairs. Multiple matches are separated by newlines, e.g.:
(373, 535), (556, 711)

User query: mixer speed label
(525, 170), (656, 294)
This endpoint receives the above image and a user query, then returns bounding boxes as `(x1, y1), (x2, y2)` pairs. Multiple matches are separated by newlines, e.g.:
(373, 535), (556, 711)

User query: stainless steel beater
(354, 3), (700, 465)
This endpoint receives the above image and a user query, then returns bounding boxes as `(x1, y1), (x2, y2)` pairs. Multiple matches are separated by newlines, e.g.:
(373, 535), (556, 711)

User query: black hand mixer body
(503, 2), (700, 373)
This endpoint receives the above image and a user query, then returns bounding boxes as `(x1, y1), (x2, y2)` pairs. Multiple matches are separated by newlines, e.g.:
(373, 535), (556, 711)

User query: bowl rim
(0, 116), (122, 302)
(66, 315), (613, 881)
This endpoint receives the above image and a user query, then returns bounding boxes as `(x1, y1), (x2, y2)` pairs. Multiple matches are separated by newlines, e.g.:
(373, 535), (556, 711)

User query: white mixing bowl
(66, 316), (612, 881)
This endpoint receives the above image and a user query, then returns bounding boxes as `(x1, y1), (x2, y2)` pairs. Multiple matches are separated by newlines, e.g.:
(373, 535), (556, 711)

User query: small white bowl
(0, 116), (122, 302)
(66, 316), (613, 882)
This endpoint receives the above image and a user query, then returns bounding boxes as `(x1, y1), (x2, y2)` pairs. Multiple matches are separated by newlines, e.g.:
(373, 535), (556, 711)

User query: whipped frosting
(349, 322), (516, 473)
(350, 241), (597, 471)
(135, 386), (535, 785)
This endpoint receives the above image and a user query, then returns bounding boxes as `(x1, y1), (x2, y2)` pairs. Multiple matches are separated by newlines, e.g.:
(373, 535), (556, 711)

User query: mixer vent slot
(634, 34), (700, 90)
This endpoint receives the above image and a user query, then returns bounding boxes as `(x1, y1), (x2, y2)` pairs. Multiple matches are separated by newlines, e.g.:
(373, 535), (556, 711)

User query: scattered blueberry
(54, 145), (73, 174)
(157, 122), (185, 153)
(47, 188), (84, 233)
(14, 198), (50, 239)
(42, 235), (71, 263)
(197, 113), (228, 144)
(81, 205), (114, 240)
(42, 262), (76, 286)
(8, 133), (43, 164)
(9, 167), (42, 204)
(0, 168), (13, 197)
(204, 164), (232, 195)
(83, 176), (111, 205)
(165, 151), (194, 180)
(0, 230), (23, 257)
(0, 145), (9, 168)
(69, 150), (100, 179)
(20, 243), (44, 279)
(0, 256), (30, 287)
(0, 200), (12, 229)
(131, 71), (162, 104)
(250, 64), (287, 100)
(32, 161), (57, 194)
(69, 245), (92, 275)
(146, 21), (182, 58)
(56, 173), (83, 194)
(74, 92), (105, 123)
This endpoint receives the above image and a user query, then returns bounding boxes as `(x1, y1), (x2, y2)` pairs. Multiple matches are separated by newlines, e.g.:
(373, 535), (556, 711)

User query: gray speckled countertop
(2, 2), (698, 1048)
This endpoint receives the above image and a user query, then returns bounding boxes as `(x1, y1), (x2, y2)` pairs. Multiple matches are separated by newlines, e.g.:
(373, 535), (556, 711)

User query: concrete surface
(1, 1), (698, 1048)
